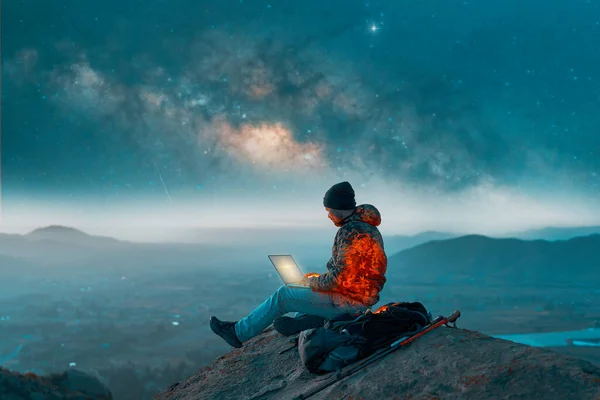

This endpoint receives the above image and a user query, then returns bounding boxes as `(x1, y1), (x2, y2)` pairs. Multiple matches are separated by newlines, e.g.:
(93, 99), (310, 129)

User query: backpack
(298, 302), (430, 374)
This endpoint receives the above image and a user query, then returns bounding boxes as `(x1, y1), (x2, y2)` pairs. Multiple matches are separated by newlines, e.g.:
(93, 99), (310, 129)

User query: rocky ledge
(155, 325), (600, 400)
(1, 368), (112, 400)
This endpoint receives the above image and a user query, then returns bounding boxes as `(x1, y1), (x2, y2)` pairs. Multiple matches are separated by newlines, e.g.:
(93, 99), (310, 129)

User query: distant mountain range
(386, 233), (600, 285)
(509, 226), (600, 241)
(383, 225), (600, 254)
(2, 224), (599, 278)
(0, 225), (273, 269)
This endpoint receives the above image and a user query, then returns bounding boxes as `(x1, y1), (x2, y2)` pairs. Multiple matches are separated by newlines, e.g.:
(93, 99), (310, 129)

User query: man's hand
(298, 277), (310, 286)
(300, 273), (320, 288)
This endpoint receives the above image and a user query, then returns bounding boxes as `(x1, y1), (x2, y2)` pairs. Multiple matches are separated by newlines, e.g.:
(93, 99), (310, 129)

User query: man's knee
(275, 285), (292, 301)
(274, 285), (292, 313)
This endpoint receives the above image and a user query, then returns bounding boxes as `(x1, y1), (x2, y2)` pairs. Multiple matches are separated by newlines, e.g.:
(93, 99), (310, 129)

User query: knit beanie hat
(323, 181), (356, 210)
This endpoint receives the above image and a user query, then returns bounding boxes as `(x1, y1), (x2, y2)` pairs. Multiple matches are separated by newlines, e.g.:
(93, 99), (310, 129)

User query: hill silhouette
(26, 225), (124, 247)
(386, 234), (600, 285)
(0, 226), (129, 267)
(0, 226), (223, 268)
(27, 225), (90, 238)
(154, 325), (600, 400)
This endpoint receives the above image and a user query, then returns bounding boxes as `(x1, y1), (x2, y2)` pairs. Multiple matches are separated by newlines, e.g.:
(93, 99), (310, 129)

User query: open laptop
(268, 255), (310, 288)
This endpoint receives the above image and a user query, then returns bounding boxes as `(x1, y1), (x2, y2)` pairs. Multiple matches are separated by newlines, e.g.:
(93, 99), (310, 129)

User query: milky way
(3, 0), (600, 203)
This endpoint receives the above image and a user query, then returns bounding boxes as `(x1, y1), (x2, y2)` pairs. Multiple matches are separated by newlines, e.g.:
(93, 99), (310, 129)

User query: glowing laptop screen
(268, 255), (304, 284)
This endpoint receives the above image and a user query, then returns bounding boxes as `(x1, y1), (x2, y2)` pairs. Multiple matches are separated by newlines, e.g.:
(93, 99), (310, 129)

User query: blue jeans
(235, 285), (369, 343)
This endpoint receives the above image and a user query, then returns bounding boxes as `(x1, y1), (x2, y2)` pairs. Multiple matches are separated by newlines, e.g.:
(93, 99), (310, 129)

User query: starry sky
(2, 0), (600, 239)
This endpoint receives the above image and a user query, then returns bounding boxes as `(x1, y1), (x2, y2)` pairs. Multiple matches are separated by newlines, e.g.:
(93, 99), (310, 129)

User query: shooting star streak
(154, 164), (172, 203)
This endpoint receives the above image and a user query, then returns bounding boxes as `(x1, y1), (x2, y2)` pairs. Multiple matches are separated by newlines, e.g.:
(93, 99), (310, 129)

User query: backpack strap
(328, 313), (366, 332)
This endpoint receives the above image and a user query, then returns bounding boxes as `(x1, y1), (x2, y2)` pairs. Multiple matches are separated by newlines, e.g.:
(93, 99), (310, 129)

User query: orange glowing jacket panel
(307, 204), (387, 306)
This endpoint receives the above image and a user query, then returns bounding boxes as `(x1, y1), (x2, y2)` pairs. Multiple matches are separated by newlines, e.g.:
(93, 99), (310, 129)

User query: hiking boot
(209, 316), (243, 348)
(273, 314), (326, 336)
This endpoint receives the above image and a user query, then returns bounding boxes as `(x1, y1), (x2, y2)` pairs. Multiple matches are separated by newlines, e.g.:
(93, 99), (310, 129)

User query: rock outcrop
(0, 368), (112, 399)
(155, 326), (600, 400)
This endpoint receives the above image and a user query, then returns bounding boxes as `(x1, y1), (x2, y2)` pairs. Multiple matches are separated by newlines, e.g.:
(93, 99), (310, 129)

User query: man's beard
(333, 219), (344, 227)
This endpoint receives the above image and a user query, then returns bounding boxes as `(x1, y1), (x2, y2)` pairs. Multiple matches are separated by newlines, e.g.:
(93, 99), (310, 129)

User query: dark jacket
(307, 204), (387, 306)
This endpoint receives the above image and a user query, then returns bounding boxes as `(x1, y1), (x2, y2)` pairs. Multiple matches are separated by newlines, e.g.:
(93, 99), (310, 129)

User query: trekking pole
(294, 310), (461, 400)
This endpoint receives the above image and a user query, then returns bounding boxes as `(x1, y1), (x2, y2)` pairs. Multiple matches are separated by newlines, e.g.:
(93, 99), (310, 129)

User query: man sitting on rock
(209, 181), (388, 348)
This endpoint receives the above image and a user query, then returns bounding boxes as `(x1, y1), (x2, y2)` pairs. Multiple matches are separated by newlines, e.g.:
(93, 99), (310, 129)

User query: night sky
(2, 0), (600, 238)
